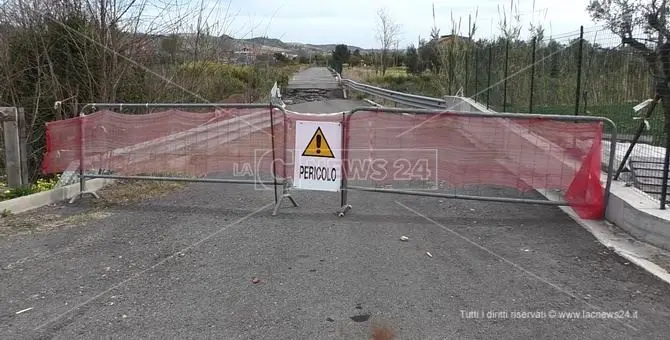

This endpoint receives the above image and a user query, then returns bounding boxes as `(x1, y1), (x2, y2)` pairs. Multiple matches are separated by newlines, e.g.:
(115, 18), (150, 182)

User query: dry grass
(345, 67), (375, 82)
(344, 66), (408, 82)
(650, 253), (670, 275)
(92, 179), (184, 207)
(0, 179), (185, 238)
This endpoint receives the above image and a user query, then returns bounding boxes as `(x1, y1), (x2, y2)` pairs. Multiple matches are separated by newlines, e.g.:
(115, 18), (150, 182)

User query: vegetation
(349, 2), (666, 146)
(587, 0), (670, 136)
(331, 44), (350, 74)
(0, 0), (305, 199)
(0, 175), (60, 201)
(375, 8), (401, 76)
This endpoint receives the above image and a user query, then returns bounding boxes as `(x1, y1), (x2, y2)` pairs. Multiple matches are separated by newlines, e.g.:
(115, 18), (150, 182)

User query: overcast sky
(152, 0), (602, 48)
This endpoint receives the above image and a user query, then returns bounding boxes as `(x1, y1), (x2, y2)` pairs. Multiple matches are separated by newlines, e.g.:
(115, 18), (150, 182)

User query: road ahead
(286, 67), (341, 90)
(1, 71), (670, 339)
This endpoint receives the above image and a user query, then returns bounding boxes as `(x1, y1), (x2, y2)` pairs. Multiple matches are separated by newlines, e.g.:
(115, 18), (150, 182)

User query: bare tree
(528, 0), (547, 43)
(375, 8), (400, 76)
(497, 0), (522, 41)
(0, 0), (189, 179)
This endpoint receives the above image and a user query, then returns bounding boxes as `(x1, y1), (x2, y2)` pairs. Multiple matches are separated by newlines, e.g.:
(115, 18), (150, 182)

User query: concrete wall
(606, 180), (670, 251)
(0, 178), (115, 215)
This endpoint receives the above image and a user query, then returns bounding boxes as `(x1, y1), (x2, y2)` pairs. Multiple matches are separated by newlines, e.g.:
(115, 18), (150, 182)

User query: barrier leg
(338, 186), (352, 217)
(338, 204), (352, 217)
(272, 181), (298, 216)
(68, 175), (101, 204)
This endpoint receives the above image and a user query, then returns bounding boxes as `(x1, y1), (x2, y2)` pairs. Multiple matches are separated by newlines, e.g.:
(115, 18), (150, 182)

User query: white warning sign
(293, 120), (342, 192)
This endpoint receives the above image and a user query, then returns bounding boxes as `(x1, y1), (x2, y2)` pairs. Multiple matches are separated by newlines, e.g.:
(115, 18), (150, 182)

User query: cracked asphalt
(2, 74), (670, 339)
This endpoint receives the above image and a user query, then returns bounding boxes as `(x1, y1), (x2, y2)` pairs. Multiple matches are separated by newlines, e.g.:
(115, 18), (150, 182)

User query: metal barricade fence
(41, 103), (617, 220)
(337, 107), (617, 220)
(41, 103), (297, 215)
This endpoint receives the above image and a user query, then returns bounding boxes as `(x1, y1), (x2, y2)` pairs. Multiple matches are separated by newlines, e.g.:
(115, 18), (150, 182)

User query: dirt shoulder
(0, 180), (184, 238)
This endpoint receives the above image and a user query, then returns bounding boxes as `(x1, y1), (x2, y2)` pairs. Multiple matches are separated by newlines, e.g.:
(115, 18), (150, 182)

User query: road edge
(0, 179), (115, 215)
(539, 189), (670, 286)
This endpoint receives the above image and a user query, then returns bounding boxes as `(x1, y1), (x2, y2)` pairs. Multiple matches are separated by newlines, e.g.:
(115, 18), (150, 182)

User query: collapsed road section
(283, 67), (344, 104)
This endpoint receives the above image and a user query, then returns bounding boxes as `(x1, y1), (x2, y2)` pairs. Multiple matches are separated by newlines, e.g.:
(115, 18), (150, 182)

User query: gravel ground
(2, 181), (670, 339)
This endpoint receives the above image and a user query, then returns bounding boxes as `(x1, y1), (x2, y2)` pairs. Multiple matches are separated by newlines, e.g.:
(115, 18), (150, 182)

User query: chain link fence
(444, 25), (667, 207)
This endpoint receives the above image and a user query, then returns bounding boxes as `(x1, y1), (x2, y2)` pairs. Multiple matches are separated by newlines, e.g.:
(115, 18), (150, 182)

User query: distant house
(233, 47), (256, 64)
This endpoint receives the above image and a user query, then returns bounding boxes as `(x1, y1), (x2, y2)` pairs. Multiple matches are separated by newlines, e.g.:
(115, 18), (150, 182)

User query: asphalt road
(2, 96), (670, 339)
(287, 99), (369, 113)
(286, 68), (341, 90)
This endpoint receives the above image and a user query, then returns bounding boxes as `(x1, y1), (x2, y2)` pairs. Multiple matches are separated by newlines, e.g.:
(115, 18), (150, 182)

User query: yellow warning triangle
(302, 127), (335, 158)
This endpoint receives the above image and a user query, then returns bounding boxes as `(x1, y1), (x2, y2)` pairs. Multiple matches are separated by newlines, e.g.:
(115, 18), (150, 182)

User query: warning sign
(293, 121), (342, 192)
(302, 127), (335, 158)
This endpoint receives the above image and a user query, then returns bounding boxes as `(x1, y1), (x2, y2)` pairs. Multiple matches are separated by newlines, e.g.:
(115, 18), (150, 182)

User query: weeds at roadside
(92, 179), (185, 208)
(0, 176), (186, 238)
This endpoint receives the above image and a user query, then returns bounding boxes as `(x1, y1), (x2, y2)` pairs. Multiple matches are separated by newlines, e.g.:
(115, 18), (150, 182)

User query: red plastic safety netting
(41, 108), (284, 182)
(343, 110), (604, 219)
(40, 107), (605, 219)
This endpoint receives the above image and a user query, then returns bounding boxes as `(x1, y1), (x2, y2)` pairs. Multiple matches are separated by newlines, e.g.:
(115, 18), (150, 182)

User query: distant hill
(220, 34), (366, 54)
(142, 32), (370, 62)
(286, 42), (366, 52)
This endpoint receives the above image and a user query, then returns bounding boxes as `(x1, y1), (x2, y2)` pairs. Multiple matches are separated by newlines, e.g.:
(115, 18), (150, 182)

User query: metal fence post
(661, 130), (670, 209)
(503, 39), (510, 112)
(77, 110), (86, 198)
(465, 46), (470, 97)
(575, 25), (584, 116)
(18, 108), (29, 185)
(487, 46), (492, 109)
(529, 37), (537, 113)
(474, 45), (479, 101)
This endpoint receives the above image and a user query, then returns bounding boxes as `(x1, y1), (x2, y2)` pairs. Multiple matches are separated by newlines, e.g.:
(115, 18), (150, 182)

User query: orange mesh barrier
(40, 107), (605, 219)
(41, 108), (283, 182)
(344, 110), (604, 219)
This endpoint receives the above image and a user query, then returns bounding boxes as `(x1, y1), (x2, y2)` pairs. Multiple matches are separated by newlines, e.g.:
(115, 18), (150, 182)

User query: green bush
(364, 73), (445, 98)
(0, 174), (61, 201)
(168, 61), (298, 102)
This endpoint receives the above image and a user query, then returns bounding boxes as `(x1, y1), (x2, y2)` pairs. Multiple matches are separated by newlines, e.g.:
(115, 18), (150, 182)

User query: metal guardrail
(327, 67), (449, 110)
(341, 78), (448, 109)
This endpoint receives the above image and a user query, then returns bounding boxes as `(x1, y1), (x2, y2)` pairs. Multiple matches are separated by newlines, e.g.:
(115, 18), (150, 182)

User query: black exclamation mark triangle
(302, 127), (334, 158)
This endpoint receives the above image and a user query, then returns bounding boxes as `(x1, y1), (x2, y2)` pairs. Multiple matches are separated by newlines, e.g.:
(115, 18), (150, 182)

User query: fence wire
(448, 26), (667, 206)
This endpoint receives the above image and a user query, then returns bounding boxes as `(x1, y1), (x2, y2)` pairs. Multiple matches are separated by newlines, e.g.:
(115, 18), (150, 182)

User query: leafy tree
(274, 52), (289, 64)
(332, 44), (350, 63)
(405, 44), (421, 74)
(418, 38), (440, 74)
(331, 44), (350, 73)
